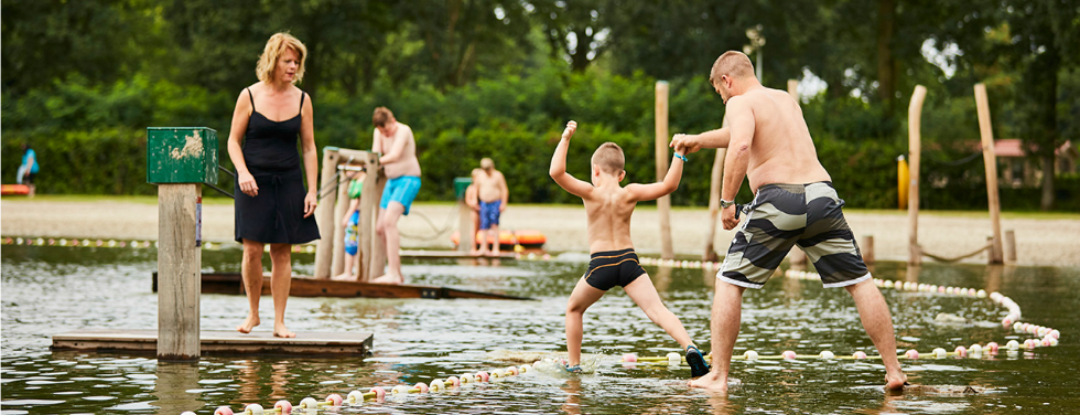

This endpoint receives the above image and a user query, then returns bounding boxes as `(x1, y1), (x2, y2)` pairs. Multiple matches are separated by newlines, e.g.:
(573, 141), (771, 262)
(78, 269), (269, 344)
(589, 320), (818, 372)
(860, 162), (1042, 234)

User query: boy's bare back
(549, 121), (686, 253)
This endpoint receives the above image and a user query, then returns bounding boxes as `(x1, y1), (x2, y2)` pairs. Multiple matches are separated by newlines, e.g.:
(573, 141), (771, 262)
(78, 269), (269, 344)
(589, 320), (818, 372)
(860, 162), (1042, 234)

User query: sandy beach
(3, 197), (1079, 266)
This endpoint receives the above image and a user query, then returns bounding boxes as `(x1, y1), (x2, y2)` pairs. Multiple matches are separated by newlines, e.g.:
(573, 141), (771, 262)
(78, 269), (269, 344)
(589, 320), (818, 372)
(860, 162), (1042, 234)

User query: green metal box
(147, 127), (218, 184)
(454, 177), (473, 200)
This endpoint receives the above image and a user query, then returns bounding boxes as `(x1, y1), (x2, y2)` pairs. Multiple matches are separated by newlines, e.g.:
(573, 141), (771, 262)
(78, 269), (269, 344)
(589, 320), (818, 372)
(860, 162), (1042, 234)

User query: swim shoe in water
(561, 362), (583, 373)
(685, 344), (711, 378)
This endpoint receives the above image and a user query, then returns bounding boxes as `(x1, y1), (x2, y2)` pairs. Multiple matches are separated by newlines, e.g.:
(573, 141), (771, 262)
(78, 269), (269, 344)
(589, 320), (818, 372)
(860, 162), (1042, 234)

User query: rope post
(331, 168), (351, 277)
(1004, 229), (1017, 263)
(147, 127), (218, 361)
(358, 154), (382, 281)
(314, 147), (341, 279)
(862, 234), (875, 266)
(974, 83), (1004, 264)
(655, 81), (674, 260)
(907, 85), (927, 265)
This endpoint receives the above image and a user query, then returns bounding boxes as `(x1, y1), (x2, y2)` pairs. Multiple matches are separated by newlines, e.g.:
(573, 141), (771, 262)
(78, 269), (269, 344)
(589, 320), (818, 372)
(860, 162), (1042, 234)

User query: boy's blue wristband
(674, 153), (688, 163)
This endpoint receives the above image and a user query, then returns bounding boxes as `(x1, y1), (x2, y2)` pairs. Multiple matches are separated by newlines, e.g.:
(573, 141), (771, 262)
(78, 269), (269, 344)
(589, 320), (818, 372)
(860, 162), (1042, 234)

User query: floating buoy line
(2, 236), (316, 253)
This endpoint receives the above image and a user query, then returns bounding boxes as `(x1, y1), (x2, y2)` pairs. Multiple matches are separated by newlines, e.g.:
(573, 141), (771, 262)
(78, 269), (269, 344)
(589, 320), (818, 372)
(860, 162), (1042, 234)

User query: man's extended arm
(670, 127), (730, 154)
(720, 98), (755, 229)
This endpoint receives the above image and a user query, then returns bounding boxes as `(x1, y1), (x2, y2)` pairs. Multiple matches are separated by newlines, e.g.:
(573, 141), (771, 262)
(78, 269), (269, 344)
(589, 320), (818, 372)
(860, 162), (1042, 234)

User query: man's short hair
(709, 51), (755, 85)
(373, 107), (394, 127)
(480, 157), (494, 171)
(592, 142), (625, 175)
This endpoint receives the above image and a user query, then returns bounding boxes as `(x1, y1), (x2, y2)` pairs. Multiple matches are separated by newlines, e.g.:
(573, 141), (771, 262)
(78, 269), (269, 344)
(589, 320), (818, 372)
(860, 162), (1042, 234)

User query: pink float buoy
(905, 349), (919, 360)
(214, 406), (234, 415)
(781, 350), (797, 360)
(274, 401), (292, 414)
(986, 342), (999, 353)
(447, 376), (461, 387)
(954, 346), (967, 358)
(415, 382), (429, 393)
(622, 353), (638, 363)
(476, 371), (490, 382)
(325, 394), (343, 407)
(507, 367), (519, 376)
(369, 387), (387, 401)
(853, 351), (868, 360)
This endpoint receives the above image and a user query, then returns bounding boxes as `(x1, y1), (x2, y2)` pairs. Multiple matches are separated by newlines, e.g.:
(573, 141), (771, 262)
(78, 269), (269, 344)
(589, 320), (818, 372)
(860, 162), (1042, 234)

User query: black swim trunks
(719, 181), (870, 289)
(584, 248), (646, 290)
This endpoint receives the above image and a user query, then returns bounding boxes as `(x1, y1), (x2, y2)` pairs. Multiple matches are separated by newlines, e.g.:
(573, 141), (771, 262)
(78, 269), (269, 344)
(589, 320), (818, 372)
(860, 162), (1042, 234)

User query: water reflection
(154, 362), (201, 414)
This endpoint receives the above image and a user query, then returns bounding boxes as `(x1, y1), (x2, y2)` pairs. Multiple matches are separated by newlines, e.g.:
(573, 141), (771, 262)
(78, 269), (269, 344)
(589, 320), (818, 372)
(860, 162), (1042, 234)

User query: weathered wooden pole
(331, 167), (350, 277)
(974, 83), (1004, 264)
(907, 85), (927, 265)
(787, 80), (799, 101)
(861, 235), (875, 266)
(367, 176), (388, 280)
(655, 81), (674, 260)
(455, 177), (474, 253)
(359, 154), (381, 281)
(147, 127), (218, 361)
(314, 147), (341, 279)
(1004, 229), (1017, 263)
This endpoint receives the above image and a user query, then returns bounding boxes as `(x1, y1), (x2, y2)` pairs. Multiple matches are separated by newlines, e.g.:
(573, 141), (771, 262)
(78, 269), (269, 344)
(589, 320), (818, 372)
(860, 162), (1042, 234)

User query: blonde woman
(227, 33), (320, 338)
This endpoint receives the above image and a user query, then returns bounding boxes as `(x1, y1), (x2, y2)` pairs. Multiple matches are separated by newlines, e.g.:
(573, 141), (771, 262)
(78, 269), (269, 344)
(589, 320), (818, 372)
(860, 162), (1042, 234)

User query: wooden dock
(152, 272), (533, 301)
(51, 330), (372, 356)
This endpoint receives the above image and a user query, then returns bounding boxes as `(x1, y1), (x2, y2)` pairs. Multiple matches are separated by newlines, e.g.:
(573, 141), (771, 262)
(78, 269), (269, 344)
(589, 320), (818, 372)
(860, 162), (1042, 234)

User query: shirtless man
(549, 121), (710, 377)
(670, 51), (907, 393)
(474, 158), (509, 257)
(370, 107), (422, 284)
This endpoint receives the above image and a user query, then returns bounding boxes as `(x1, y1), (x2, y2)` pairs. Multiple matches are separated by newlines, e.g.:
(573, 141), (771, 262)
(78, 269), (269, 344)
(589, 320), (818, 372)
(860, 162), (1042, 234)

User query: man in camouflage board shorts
(670, 51), (907, 393)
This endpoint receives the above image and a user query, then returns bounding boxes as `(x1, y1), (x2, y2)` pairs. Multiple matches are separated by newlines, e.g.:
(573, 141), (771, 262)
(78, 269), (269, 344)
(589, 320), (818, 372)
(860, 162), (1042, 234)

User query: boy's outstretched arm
(626, 149), (686, 202)
(549, 121), (593, 198)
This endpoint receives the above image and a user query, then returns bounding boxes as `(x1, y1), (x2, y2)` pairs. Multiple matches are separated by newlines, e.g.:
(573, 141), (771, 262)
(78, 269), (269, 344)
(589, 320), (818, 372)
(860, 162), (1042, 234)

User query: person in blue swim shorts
(474, 157), (508, 257)
(371, 107), (422, 284)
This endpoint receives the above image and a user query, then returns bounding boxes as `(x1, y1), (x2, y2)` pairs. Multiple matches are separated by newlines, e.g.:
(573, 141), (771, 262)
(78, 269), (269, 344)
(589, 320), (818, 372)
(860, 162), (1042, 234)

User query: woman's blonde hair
(256, 32), (307, 84)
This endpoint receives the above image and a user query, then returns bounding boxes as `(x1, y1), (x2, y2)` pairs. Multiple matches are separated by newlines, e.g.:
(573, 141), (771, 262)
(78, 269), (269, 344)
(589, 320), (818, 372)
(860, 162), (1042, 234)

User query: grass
(5, 194), (1079, 220)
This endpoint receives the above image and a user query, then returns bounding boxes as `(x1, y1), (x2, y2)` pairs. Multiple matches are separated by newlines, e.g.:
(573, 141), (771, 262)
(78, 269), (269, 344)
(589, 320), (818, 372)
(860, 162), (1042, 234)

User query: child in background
(334, 169), (365, 281)
(474, 158), (508, 257)
(548, 121), (709, 377)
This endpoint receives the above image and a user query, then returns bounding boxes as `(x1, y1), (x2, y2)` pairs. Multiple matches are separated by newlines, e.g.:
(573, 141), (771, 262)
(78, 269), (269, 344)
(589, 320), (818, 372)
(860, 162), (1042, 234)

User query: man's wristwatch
(720, 199), (736, 209)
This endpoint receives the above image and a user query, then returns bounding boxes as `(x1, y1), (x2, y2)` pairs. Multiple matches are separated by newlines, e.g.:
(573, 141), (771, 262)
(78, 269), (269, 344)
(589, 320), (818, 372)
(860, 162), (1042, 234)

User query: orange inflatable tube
(451, 230), (546, 247)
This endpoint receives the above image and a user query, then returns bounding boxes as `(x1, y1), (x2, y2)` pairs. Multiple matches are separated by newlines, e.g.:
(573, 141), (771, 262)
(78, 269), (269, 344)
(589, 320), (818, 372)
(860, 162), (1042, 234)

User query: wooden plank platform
(51, 330), (372, 356)
(401, 250), (516, 259)
(152, 272), (533, 301)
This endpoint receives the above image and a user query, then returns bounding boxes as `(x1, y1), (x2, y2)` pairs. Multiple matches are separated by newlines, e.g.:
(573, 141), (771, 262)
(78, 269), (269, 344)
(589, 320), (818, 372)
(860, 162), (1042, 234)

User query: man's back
(733, 87), (831, 191)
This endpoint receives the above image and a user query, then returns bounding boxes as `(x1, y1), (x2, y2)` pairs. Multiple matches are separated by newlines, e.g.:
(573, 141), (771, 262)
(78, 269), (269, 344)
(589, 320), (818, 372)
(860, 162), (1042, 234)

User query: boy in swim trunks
(549, 121), (710, 377)
(371, 107), (422, 284)
(465, 168), (484, 255)
(334, 169), (365, 281)
(474, 158), (508, 257)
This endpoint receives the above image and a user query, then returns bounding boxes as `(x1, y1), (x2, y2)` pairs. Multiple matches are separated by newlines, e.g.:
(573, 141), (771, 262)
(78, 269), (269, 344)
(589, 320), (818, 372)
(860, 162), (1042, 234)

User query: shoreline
(3, 197), (1079, 266)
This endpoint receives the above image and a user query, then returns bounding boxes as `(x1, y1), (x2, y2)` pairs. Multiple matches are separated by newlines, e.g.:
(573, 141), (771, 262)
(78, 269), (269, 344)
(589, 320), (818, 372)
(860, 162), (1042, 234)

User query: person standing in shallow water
(671, 51), (907, 393)
(370, 107), (422, 285)
(227, 32), (321, 338)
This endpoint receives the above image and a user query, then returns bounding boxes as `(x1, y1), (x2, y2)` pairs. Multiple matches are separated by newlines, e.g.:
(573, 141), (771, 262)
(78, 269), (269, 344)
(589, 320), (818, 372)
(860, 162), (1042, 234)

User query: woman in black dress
(227, 33), (320, 338)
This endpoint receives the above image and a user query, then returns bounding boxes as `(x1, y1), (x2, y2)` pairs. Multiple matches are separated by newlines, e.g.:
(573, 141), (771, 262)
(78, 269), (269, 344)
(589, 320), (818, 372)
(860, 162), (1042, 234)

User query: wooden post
(907, 85), (927, 265)
(787, 80), (799, 101)
(367, 175), (388, 280)
(331, 169), (350, 277)
(458, 199), (473, 253)
(358, 154), (381, 281)
(974, 83), (1004, 264)
(157, 184), (201, 361)
(655, 81), (674, 260)
(1004, 229), (1017, 263)
(703, 147), (726, 262)
(314, 147), (340, 279)
(861, 234), (875, 265)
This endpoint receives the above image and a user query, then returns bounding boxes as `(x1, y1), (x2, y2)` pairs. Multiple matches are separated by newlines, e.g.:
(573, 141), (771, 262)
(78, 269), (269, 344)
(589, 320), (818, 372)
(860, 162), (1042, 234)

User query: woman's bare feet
(236, 313), (260, 334)
(273, 323), (296, 338)
(688, 371), (729, 393)
(371, 273), (404, 285)
(885, 372), (908, 392)
(331, 272), (357, 281)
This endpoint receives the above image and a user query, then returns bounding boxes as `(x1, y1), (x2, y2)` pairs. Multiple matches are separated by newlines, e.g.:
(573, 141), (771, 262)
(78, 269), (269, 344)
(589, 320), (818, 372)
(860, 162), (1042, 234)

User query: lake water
(2, 244), (1079, 414)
